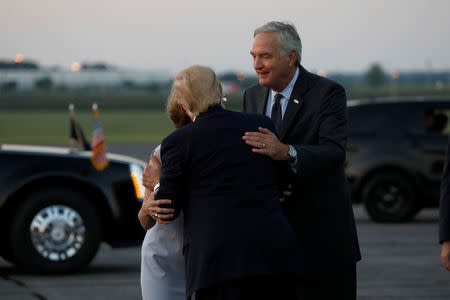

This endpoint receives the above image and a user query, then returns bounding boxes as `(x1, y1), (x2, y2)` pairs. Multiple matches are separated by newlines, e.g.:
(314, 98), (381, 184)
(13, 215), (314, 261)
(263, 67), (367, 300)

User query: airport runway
(0, 143), (449, 299)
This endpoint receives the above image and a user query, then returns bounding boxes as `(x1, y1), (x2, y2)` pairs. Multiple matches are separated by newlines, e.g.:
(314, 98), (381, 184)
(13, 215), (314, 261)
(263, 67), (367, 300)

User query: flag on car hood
(91, 103), (108, 170)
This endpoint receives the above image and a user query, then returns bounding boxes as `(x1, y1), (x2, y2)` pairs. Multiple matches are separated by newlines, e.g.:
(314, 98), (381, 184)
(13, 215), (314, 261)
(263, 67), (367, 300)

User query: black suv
(0, 144), (147, 273)
(347, 97), (450, 222)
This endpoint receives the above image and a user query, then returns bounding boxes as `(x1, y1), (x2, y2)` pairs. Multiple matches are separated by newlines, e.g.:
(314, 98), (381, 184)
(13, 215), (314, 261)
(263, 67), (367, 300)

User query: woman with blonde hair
(139, 65), (224, 300)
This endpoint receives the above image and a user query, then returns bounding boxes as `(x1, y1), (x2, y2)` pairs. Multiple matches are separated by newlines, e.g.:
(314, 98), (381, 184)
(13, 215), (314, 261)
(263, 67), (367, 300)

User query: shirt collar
(194, 104), (223, 121)
(270, 67), (300, 101)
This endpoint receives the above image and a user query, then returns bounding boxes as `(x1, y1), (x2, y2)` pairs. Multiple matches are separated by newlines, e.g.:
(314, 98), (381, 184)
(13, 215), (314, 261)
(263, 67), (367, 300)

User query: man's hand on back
(243, 127), (290, 160)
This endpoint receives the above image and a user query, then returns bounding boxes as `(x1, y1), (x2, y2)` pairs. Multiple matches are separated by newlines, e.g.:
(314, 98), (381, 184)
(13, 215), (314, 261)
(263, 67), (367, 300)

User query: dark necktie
(271, 93), (283, 133)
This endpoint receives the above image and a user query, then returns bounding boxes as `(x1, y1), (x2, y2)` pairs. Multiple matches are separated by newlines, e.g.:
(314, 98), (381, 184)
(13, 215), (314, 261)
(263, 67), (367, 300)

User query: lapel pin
(294, 99), (300, 104)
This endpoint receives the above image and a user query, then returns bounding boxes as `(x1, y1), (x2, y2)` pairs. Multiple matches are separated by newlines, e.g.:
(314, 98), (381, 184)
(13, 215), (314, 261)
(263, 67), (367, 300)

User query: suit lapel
(253, 86), (270, 115)
(279, 66), (310, 140)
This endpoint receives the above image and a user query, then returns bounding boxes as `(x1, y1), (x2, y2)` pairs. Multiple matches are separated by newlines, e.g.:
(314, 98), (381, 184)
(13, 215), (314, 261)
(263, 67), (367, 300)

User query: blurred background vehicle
(346, 97), (450, 222)
(0, 144), (146, 273)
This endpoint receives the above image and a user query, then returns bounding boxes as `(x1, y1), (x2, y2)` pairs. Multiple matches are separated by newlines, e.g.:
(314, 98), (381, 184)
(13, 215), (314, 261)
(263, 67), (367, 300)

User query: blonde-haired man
(154, 65), (303, 300)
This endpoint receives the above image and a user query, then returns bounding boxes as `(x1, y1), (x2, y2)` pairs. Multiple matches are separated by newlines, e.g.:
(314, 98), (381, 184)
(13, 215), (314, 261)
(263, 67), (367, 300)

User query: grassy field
(0, 110), (175, 143)
(0, 91), (243, 144)
(0, 91), (243, 111)
(0, 91), (167, 111)
(1, 85), (449, 144)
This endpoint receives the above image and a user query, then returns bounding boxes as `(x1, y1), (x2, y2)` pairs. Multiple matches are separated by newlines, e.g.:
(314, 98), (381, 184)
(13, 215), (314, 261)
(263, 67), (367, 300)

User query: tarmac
(0, 142), (449, 299)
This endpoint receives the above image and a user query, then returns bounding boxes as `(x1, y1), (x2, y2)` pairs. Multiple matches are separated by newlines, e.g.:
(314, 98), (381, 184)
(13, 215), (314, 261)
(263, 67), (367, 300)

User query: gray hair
(254, 21), (302, 67)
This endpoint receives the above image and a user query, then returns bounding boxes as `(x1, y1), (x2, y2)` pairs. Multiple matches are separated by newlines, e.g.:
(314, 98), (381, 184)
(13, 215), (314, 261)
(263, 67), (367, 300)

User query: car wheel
(10, 187), (101, 273)
(362, 173), (420, 222)
(0, 247), (16, 265)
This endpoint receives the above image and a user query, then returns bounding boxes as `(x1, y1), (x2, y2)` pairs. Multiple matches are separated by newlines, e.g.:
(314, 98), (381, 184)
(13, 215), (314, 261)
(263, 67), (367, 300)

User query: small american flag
(91, 103), (108, 170)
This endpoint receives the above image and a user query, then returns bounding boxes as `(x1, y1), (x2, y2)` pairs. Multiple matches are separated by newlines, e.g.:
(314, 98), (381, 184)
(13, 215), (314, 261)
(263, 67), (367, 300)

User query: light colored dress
(140, 146), (186, 300)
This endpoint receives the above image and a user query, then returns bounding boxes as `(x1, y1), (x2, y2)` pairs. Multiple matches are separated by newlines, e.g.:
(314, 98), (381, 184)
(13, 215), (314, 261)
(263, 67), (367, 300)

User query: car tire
(362, 173), (420, 222)
(9, 187), (101, 273)
(0, 248), (16, 265)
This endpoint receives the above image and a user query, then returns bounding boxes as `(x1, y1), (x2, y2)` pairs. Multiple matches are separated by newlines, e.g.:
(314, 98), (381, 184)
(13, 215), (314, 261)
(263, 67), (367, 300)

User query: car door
(411, 101), (450, 201)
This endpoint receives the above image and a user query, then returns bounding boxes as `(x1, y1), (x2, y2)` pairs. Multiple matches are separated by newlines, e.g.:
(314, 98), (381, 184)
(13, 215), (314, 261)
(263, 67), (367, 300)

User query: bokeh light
(14, 54), (24, 63)
(316, 69), (327, 77)
(390, 69), (400, 79)
(71, 62), (81, 72)
(237, 72), (246, 81)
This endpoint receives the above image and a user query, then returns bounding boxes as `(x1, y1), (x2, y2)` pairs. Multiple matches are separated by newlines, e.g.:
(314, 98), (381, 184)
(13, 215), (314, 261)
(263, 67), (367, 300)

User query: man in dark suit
(155, 65), (302, 300)
(440, 137), (450, 271)
(242, 21), (361, 299)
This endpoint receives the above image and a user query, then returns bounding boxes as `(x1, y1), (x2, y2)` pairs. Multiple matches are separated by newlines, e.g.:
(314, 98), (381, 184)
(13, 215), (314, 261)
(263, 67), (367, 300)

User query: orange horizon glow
(14, 54), (24, 63)
(71, 62), (81, 72)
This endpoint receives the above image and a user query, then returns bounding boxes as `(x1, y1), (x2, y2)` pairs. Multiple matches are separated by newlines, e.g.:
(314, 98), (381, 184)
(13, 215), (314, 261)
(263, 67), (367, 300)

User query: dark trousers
(195, 276), (298, 300)
(296, 264), (357, 300)
(195, 264), (356, 300)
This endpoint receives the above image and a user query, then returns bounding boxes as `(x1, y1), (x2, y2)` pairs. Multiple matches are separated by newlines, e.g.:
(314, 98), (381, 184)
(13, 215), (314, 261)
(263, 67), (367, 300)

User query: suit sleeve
(440, 136), (450, 243)
(242, 90), (247, 112)
(155, 134), (187, 219)
(294, 84), (347, 177)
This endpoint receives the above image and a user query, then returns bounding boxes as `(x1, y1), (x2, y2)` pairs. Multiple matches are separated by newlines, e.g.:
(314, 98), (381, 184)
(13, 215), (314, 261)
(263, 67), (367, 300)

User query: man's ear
(288, 50), (297, 66)
(178, 102), (187, 114)
(178, 102), (195, 122)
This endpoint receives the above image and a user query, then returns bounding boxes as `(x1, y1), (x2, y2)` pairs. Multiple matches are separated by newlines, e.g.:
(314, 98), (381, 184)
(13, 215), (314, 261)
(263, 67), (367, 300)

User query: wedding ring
(155, 213), (158, 218)
(262, 143), (266, 148)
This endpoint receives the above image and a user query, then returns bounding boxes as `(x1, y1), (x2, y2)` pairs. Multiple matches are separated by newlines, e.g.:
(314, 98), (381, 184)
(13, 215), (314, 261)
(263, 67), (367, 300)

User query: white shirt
(264, 67), (300, 119)
(263, 67), (300, 172)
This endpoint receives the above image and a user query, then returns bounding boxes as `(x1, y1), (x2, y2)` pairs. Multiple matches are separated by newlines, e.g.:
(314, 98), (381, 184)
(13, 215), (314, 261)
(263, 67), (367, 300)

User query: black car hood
(0, 144), (145, 166)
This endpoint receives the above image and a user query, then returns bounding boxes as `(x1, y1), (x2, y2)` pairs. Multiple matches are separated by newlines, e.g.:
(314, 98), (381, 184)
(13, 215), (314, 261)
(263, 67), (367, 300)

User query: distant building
(0, 68), (171, 91)
(0, 60), (39, 70)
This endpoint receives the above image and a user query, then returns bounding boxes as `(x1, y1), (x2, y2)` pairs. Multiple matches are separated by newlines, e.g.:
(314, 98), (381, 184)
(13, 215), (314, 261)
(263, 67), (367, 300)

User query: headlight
(129, 163), (145, 201)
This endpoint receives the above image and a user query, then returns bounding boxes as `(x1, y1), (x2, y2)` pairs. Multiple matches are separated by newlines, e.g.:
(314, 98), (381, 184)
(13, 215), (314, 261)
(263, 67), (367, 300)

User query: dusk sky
(1, 0), (450, 74)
